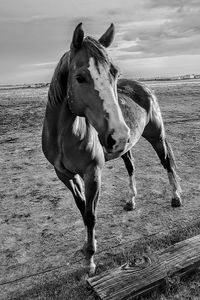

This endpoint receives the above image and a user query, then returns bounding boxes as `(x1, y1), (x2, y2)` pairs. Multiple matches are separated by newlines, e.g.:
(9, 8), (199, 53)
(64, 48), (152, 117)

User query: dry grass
(0, 80), (200, 299)
(11, 220), (200, 300)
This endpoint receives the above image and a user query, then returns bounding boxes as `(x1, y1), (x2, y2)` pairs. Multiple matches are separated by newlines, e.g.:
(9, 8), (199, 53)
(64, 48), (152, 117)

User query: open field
(0, 80), (200, 299)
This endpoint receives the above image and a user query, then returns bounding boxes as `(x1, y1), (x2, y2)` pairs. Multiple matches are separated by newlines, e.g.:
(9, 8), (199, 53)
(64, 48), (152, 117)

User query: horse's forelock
(82, 36), (110, 67)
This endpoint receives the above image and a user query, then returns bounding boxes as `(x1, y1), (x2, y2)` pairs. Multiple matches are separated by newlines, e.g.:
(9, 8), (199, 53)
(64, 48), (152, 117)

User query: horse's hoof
(124, 201), (135, 211)
(171, 197), (182, 207)
(87, 262), (96, 277)
(84, 260), (96, 277)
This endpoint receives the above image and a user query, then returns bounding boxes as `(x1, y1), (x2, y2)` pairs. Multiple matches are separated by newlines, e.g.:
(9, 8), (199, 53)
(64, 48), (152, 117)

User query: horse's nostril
(107, 134), (116, 150)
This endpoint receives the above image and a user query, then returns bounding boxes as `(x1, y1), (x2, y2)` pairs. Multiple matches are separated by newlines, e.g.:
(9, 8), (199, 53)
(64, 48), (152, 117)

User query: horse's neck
(47, 52), (69, 109)
(46, 52), (92, 142)
(47, 83), (88, 141)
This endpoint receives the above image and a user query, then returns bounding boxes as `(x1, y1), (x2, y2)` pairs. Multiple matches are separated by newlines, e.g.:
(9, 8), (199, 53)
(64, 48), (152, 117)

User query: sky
(0, 0), (200, 84)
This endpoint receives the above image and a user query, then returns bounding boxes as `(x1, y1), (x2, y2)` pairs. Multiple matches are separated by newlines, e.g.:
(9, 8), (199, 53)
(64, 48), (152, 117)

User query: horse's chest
(61, 134), (104, 176)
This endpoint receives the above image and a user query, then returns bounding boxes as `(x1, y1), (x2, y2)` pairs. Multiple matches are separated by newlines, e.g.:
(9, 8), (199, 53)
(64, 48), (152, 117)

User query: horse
(42, 23), (182, 275)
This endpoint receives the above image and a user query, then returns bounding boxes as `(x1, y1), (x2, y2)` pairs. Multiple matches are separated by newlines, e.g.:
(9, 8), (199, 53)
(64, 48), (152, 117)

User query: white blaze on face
(88, 57), (130, 145)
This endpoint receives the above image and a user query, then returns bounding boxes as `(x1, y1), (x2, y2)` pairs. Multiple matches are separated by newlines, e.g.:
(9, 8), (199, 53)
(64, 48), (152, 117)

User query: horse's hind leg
(143, 129), (182, 207)
(54, 168), (85, 217)
(121, 151), (137, 211)
(164, 140), (182, 206)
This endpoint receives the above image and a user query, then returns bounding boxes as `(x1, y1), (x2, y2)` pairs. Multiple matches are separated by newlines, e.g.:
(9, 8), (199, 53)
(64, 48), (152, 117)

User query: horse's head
(67, 23), (130, 154)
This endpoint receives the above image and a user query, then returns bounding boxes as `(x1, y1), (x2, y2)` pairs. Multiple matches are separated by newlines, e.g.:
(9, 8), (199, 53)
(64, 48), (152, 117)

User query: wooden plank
(87, 234), (200, 300)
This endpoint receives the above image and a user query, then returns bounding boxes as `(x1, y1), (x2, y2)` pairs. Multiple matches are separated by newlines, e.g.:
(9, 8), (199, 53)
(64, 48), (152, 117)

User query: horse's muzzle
(106, 133), (117, 151)
(105, 131), (130, 154)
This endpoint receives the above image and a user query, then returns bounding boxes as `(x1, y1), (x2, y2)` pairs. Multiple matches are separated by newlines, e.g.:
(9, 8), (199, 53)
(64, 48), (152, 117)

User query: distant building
(181, 74), (195, 79)
(171, 76), (181, 80)
(138, 73), (200, 82)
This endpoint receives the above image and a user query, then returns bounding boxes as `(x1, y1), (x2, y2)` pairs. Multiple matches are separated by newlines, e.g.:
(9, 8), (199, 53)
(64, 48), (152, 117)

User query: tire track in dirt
(165, 117), (200, 124)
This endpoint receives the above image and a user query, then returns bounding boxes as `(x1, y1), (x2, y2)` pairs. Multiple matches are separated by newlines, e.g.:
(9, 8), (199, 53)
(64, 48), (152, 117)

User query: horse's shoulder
(117, 78), (154, 112)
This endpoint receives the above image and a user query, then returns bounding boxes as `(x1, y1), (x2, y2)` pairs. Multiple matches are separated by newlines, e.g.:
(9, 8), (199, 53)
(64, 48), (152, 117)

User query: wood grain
(87, 235), (200, 300)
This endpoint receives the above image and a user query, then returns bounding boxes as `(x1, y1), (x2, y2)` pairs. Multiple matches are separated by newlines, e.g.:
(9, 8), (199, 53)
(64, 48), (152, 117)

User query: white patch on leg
(127, 175), (137, 208)
(87, 256), (96, 276)
(88, 57), (130, 144)
(83, 230), (97, 275)
(168, 171), (181, 199)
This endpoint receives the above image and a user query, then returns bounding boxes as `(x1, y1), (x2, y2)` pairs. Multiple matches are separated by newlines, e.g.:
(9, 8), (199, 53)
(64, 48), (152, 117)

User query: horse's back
(117, 79), (151, 146)
(117, 78), (165, 148)
(117, 79), (153, 112)
(117, 78), (164, 144)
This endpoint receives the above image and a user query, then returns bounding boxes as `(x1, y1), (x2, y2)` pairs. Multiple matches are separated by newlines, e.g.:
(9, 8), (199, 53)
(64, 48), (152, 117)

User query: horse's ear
(71, 23), (84, 49)
(99, 23), (115, 47)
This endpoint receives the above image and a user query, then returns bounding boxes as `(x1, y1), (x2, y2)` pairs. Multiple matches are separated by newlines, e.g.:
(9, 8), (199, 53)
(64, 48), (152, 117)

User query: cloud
(21, 61), (57, 70)
(0, 0), (200, 83)
(0, 67), (53, 85)
(110, 0), (200, 62)
(146, 0), (200, 10)
(117, 54), (200, 78)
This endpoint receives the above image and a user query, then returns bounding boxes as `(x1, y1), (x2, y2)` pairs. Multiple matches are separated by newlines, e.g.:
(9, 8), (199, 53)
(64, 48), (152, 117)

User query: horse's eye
(110, 65), (119, 78)
(76, 75), (87, 84)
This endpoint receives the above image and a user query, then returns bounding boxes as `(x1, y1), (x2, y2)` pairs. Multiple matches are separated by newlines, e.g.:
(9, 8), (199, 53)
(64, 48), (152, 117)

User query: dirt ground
(0, 80), (200, 299)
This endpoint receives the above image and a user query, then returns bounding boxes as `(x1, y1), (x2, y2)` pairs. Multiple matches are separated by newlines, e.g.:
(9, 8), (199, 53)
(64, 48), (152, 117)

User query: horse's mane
(48, 52), (69, 108)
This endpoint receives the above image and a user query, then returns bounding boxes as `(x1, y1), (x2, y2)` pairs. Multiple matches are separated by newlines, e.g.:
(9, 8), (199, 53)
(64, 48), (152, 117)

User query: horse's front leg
(82, 165), (101, 275)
